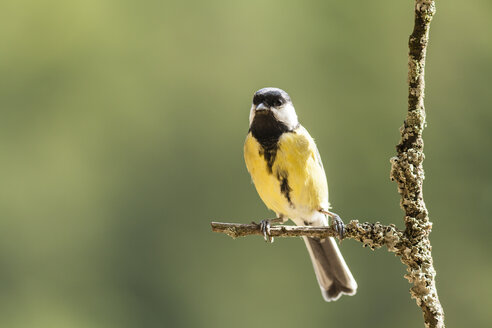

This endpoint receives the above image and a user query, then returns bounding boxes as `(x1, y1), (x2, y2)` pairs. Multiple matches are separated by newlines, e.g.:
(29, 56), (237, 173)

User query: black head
(249, 87), (299, 149)
(252, 88), (291, 108)
(249, 87), (299, 131)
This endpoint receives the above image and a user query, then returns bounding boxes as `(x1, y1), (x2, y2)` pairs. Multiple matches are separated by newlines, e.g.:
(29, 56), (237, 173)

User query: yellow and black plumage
(244, 87), (357, 301)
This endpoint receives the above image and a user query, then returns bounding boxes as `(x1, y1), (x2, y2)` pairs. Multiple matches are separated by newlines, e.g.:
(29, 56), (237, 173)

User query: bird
(243, 87), (357, 301)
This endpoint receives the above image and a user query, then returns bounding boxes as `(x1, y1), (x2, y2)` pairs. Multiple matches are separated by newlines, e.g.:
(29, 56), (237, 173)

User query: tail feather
(303, 236), (357, 302)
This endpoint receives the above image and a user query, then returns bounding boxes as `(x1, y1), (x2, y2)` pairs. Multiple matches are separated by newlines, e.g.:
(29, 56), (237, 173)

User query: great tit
(244, 87), (357, 301)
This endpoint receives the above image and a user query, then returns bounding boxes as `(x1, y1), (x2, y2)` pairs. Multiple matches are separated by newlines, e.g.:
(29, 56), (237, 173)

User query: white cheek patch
(272, 103), (298, 130)
(249, 105), (256, 126)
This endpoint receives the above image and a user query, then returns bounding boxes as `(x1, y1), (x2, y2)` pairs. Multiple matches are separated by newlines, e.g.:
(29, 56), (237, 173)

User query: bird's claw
(331, 214), (345, 240)
(259, 219), (274, 243)
(320, 209), (345, 240)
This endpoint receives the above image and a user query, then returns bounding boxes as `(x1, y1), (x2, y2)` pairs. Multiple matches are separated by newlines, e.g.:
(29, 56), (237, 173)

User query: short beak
(255, 103), (268, 112)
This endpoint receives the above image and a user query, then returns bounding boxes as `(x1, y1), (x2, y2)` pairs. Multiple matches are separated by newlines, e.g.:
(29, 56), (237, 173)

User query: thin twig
(211, 220), (405, 251)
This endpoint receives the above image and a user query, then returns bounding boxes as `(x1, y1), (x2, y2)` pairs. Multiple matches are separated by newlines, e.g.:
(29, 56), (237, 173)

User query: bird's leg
(256, 216), (286, 243)
(319, 209), (345, 240)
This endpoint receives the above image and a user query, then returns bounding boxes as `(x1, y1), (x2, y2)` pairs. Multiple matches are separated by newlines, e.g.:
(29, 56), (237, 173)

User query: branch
(211, 1), (443, 327)
(211, 220), (405, 251)
(389, 1), (444, 327)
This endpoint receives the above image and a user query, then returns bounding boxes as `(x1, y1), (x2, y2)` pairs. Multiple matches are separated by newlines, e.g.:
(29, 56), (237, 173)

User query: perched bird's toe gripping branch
(320, 209), (345, 240)
(257, 217), (286, 243)
(258, 219), (272, 243)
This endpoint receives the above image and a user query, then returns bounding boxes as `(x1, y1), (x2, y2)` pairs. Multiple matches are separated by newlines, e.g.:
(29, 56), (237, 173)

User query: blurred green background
(0, 0), (491, 327)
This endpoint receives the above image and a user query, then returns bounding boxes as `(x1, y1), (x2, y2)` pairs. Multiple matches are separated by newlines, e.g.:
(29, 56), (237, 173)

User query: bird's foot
(259, 219), (273, 243)
(257, 217), (284, 243)
(331, 214), (345, 240)
(320, 210), (345, 240)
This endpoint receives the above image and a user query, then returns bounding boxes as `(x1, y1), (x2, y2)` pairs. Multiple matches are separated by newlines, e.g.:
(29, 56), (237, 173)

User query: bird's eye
(275, 99), (283, 107)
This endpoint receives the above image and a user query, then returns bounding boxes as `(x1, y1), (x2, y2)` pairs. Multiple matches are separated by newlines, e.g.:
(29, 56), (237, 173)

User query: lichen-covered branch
(211, 220), (405, 251)
(211, 1), (443, 327)
(389, 1), (444, 327)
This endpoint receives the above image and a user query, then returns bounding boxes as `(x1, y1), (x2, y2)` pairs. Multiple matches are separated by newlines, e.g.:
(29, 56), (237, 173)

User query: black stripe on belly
(258, 147), (276, 174)
(277, 170), (294, 208)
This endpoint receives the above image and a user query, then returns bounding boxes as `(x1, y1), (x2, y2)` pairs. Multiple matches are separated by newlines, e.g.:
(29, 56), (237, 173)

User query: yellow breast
(244, 126), (329, 219)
